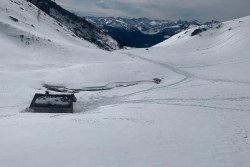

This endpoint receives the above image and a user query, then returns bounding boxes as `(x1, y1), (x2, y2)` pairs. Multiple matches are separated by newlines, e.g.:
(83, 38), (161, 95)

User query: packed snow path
(120, 52), (250, 84)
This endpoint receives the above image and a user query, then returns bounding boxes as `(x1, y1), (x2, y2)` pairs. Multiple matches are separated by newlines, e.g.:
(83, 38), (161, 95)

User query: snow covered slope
(153, 15), (250, 82)
(1, 1), (250, 166)
(27, 0), (120, 51)
(0, 0), (97, 48)
(0, 0), (167, 111)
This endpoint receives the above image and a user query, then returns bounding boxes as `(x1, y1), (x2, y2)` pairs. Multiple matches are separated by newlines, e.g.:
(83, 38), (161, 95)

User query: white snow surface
(35, 97), (70, 106)
(1, 0), (250, 166)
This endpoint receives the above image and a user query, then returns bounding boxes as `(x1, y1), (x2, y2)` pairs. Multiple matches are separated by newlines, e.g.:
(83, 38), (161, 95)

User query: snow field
(1, 0), (250, 166)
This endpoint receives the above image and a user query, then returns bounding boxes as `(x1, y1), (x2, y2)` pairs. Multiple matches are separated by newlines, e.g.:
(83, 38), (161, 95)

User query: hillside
(26, 0), (120, 50)
(1, 1), (250, 166)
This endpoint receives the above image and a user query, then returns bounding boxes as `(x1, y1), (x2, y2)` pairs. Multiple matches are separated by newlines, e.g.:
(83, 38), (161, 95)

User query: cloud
(56, 0), (250, 21)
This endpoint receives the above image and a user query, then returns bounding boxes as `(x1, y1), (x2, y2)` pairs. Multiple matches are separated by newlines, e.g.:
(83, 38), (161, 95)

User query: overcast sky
(56, 0), (250, 22)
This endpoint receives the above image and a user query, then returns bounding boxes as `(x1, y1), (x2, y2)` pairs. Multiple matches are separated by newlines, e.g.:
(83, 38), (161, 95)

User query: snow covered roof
(29, 93), (77, 109)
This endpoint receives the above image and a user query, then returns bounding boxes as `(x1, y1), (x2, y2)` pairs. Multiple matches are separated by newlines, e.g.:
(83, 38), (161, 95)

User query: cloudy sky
(56, 0), (250, 22)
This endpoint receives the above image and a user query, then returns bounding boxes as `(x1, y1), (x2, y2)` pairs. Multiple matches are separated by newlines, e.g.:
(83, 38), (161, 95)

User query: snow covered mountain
(1, 0), (250, 166)
(26, 0), (120, 51)
(87, 17), (219, 47)
(87, 17), (205, 34)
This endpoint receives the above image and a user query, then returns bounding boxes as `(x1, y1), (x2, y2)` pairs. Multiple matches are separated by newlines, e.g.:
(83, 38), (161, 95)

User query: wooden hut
(29, 91), (77, 113)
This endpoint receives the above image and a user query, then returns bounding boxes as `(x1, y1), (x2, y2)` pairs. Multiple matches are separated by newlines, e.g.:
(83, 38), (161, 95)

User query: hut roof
(29, 93), (77, 109)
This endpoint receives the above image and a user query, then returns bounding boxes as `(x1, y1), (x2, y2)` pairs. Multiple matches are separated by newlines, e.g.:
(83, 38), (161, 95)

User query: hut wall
(34, 108), (73, 113)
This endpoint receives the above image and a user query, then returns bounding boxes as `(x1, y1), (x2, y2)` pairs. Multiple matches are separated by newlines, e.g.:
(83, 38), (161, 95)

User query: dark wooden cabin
(29, 91), (77, 113)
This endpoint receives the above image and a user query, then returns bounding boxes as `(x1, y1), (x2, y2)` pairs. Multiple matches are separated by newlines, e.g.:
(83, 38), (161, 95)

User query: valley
(1, 0), (250, 167)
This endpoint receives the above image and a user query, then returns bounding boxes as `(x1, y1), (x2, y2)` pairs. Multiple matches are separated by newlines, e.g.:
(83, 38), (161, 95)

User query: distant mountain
(27, 0), (120, 51)
(87, 17), (219, 48)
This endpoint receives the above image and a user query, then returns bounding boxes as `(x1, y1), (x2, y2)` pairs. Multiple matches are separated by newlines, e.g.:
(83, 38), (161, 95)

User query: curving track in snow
(119, 52), (250, 85)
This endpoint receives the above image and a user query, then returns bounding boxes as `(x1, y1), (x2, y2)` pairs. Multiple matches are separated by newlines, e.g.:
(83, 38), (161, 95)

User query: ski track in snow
(68, 49), (250, 116)
(50, 77), (190, 117)
(120, 52), (250, 84)
(0, 114), (16, 118)
(207, 111), (250, 167)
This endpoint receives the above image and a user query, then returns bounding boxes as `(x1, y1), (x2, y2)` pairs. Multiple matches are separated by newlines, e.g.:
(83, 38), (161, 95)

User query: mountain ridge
(87, 17), (219, 48)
